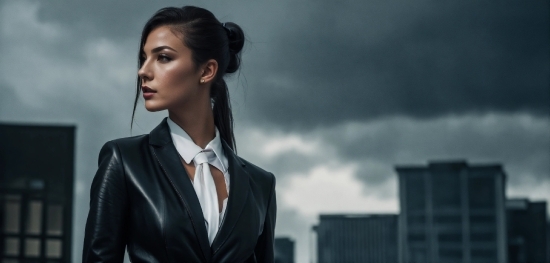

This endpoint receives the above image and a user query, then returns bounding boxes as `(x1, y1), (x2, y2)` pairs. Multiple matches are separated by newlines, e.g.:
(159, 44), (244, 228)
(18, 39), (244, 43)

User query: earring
(200, 79), (205, 84)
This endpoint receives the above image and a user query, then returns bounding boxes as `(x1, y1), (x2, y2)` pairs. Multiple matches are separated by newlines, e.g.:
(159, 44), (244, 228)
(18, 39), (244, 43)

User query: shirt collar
(167, 117), (228, 172)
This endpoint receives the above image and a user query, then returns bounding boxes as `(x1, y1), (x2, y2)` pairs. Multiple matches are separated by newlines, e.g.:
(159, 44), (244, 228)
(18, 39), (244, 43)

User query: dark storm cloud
(245, 1), (549, 129)
(26, 0), (549, 130)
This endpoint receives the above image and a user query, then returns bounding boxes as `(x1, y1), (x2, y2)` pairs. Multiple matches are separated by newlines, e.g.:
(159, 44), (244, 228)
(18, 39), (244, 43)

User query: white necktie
(192, 150), (220, 245)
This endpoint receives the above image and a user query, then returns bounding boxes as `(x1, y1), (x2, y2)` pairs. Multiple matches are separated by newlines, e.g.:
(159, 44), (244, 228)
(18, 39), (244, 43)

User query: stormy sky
(0, 1), (548, 262)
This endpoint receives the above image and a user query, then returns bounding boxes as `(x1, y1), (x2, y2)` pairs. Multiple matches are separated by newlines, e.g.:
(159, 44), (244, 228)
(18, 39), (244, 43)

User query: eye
(157, 54), (172, 63)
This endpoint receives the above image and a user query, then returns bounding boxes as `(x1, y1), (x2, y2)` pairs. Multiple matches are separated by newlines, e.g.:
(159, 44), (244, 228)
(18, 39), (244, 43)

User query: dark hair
(132, 6), (245, 151)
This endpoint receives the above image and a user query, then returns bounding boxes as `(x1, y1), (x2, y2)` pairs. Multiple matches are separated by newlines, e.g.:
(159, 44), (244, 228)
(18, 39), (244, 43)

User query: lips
(142, 86), (156, 93)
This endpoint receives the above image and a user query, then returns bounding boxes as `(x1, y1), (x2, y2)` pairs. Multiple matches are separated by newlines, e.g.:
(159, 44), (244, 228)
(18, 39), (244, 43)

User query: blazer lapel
(211, 141), (251, 253)
(149, 118), (212, 262)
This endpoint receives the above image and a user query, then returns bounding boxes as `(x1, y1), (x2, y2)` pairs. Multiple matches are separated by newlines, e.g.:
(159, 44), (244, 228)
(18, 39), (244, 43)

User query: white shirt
(166, 118), (230, 230)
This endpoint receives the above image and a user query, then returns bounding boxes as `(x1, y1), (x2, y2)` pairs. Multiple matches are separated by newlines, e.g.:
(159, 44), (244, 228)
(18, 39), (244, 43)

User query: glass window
(439, 248), (462, 259)
(470, 214), (495, 223)
(408, 233), (425, 242)
(405, 173), (425, 211)
(434, 215), (462, 224)
(26, 200), (43, 234)
(470, 214), (496, 230)
(432, 172), (461, 210)
(47, 205), (63, 236)
(25, 238), (41, 257)
(4, 195), (21, 234)
(28, 179), (45, 190)
(439, 233), (462, 242)
(468, 176), (495, 209)
(4, 237), (20, 256)
(471, 249), (496, 261)
(408, 215), (425, 225)
(470, 232), (496, 242)
(409, 248), (427, 263)
(46, 239), (63, 258)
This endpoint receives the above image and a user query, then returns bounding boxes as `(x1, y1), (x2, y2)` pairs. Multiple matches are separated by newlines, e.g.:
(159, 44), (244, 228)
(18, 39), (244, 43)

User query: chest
(180, 158), (228, 212)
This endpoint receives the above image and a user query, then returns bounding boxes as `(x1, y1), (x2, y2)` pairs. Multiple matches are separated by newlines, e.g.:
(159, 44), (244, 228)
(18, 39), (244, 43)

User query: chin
(144, 101), (167, 112)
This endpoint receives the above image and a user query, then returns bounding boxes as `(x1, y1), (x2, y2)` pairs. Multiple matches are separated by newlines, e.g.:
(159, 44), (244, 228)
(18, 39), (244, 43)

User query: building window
(439, 248), (462, 259)
(405, 173), (425, 212)
(3, 238), (19, 256)
(434, 215), (462, 224)
(26, 200), (43, 235)
(1, 194), (66, 261)
(432, 171), (461, 210)
(471, 249), (496, 261)
(468, 176), (495, 209)
(439, 233), (462, 243)
(3, 195), (21, 234)
(471, 232), (496, 242)
(46, 239), (63, 258)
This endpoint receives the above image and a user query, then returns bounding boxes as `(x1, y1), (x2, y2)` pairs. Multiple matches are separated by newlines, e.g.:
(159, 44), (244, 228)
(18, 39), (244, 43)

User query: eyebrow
(143, 45), (177, 55)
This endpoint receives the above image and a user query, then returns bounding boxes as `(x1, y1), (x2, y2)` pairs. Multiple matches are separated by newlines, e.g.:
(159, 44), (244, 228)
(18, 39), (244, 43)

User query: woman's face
(138, 26), (203, 112)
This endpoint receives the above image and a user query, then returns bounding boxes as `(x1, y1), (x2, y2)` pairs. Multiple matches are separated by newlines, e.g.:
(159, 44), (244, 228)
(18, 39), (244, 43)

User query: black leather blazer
(82, 118), (276, 263)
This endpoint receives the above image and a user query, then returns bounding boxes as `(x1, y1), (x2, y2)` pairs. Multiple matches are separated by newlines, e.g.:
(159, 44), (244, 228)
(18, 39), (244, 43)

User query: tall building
(0, 123), (75, 262)
(547, 220), (550, 263)
(396, 160), (507, 263)
(506, 198), (547, 263)
(314, 214), (398, 263)
(274, 237), (294, 263)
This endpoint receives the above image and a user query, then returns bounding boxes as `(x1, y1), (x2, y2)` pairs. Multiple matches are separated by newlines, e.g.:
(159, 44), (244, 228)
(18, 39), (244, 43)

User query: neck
(168, 101), (215, 149)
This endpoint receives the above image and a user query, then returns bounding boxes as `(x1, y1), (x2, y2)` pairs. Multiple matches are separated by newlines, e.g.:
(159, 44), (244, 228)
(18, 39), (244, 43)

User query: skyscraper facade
(315, 214), (398, 263)
(506, 198), (547, 263)
(396, 161), (507, 263)
(274, 237), (294, 263)
(0, 123), (75, 262)
(547, 220), (550, 263)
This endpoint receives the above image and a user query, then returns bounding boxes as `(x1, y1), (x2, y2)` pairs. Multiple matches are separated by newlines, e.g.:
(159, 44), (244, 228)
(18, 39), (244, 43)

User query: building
(396, 160), (507, 263)
(274, 237), (294, 263)
(547, 220), (550, 263)
(506, 198), (547, 263)
(314, 214), (398, 263)
(0, 123), (75, 262)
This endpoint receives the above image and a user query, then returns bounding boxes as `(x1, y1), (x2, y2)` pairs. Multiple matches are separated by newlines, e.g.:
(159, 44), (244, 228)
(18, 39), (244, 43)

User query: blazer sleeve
(253, 174), (277, 262)
(82, 141), (128, 263)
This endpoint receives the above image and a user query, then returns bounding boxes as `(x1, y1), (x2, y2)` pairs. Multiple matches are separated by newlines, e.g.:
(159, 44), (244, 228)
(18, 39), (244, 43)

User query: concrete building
(506, 199), (547, 263)
(547, 220), (550, 263)
(274, 237), (294, 263)
(0, 123), (75, 262)
(314, 214), (398, 263)
(396, 160), (507, 263)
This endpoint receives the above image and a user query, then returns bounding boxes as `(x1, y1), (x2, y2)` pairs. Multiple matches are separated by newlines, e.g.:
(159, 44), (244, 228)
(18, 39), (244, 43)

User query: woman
(82, 6), (276, 263)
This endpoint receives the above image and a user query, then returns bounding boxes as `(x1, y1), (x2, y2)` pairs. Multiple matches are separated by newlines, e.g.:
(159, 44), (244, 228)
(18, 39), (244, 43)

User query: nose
(138, 60), (152, 83)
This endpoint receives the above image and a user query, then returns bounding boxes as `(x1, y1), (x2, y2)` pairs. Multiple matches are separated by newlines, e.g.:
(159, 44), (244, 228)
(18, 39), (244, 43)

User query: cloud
(281, 164), (398, 217)
(239, 113), (549, 188)
(243, 1), (550, 128)
(23, 0), (550, 130)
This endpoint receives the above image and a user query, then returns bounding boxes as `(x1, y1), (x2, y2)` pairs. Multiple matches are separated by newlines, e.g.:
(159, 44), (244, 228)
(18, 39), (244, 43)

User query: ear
(200, 59), (218, 84)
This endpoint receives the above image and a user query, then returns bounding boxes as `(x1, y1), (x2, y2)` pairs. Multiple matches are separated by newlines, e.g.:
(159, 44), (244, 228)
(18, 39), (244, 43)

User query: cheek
(161, 64), (196, 89)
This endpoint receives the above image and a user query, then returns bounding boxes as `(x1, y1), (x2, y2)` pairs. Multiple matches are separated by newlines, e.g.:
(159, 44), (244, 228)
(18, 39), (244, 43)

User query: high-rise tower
(396, 161), (507, 263)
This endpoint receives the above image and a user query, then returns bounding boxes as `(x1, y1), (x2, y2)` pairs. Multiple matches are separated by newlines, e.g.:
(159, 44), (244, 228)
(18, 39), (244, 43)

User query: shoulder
(238, 156), (276, 190)
(97, 135), (149, 164)
(100, 134), (149, 153)
(105, 134), (149, 149)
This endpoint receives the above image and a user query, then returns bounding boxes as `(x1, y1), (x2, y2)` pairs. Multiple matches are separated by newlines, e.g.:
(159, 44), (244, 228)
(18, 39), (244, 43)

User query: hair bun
(222, 22), (244, 73)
